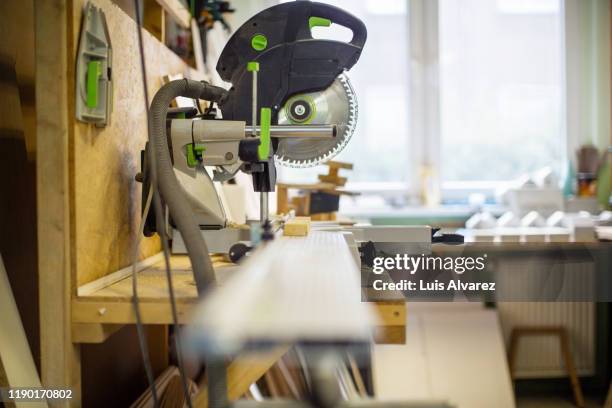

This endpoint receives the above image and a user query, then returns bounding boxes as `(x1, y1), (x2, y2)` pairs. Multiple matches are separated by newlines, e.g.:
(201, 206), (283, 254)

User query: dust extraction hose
(148, 79), (228, 295)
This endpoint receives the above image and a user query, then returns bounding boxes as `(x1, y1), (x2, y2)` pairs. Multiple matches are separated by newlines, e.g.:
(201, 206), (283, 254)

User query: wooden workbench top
(77, 254), (236, 301)
(72, 253), (406, 344)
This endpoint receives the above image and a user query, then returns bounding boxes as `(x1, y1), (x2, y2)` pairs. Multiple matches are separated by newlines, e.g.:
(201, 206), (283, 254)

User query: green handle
(258, 107), (271, 161)
(86, 61), (101, 109)
(309, 16), (331, 29)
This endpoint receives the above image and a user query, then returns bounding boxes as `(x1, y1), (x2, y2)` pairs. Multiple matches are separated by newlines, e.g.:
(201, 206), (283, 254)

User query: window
(278, 0), (411, 185)
(439, 0), (564, 184)
(273, 0), (608, 205)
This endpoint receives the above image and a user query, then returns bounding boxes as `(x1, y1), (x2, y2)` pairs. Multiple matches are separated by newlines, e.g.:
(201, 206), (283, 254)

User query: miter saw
(140, 1), (365, 255)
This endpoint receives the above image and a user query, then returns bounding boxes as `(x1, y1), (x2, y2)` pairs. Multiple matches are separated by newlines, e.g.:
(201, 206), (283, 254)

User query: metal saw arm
(169, 119), (336, 180)
(165, 118), (336, 229)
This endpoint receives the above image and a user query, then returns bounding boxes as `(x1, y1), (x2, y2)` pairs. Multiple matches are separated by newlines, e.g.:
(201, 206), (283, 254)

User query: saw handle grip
(308, 2), (367, 49)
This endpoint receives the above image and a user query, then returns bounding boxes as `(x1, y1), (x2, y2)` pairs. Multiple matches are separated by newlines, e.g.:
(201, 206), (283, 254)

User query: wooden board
(194, 347), (290, 408)
(69, 0), (205, 286)
(36, 0), (82, 404)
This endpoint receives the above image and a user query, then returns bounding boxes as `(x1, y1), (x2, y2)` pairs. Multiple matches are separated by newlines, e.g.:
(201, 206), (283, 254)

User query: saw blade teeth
(275, 72), (358, 168)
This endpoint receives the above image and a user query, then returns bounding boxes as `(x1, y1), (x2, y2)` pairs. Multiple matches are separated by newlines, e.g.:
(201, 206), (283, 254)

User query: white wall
(564, 0), (611, 155)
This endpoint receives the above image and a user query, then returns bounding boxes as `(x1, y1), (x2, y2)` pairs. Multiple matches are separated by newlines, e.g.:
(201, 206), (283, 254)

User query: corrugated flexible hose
(148, 78), (228, 295)
(149, 79), (230, 408)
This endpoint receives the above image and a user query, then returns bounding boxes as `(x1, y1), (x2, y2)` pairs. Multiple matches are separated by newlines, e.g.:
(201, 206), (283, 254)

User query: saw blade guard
(216, 1), (366, 126)
(275, 72), (358, 168)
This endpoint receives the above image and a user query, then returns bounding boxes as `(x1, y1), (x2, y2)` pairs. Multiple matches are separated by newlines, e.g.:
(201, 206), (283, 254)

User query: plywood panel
(70, 0), (204, 286)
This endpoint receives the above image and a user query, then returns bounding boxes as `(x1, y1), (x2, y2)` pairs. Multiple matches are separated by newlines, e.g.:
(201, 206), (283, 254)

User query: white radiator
(496, 258), (596, 378)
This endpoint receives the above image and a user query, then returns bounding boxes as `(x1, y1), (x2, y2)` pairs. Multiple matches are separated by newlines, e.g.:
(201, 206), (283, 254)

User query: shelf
(72, 253), (406, 344)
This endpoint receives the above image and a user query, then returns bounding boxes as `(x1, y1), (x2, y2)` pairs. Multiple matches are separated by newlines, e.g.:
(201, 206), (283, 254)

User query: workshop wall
(67, 1), (205, 405)
(70, 0), (204, 286)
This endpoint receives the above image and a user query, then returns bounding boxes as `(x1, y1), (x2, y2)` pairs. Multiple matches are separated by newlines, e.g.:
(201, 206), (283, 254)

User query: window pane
(278, 0), (411, 183)
(439, 0), (563, 182)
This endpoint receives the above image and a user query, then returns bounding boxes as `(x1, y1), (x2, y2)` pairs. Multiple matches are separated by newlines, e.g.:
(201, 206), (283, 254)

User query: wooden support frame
(34, 0), (204, 404)
(36, 0), (81, 405)
(507, 326), (585, 408)
(194, 347), (290, 408)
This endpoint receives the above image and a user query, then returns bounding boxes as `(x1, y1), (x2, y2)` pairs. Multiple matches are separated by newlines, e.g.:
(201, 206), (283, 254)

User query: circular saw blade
(275, 72), (358, 168)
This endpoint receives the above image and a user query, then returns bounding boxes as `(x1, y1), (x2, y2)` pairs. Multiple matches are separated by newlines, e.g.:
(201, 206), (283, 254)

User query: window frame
(411, 0), (569, 203)
(345, 0), (610, 205)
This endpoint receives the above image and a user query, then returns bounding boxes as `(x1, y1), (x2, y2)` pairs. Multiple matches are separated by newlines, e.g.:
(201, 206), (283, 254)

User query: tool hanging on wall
(191, 0), (235, 65)
(75, 2), (113, 127)
(195, 0), (234, 32)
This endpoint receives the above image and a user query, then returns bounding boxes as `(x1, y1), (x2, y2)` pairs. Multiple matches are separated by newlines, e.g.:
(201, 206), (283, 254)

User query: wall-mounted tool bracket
(75, 2), (113, 127)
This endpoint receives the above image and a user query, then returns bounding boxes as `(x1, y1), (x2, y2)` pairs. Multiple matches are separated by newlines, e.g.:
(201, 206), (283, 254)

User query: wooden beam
(36, 0), (80, 405)
(156, 0), (191, 29)
(145, 325), (169, 377)
(373, 302), (406, 326)
(194, 346), (290, 408)
(187, 232), (376, 348)
(76, 252), (164, 296)
(71, 299), (196, 325)
(144, 0), (165, 42)
(373, 326), (405, 344)
(70, 323), (124, 344)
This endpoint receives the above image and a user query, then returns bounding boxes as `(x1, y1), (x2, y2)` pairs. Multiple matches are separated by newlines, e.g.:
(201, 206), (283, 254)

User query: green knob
(251, 34), (268, 51)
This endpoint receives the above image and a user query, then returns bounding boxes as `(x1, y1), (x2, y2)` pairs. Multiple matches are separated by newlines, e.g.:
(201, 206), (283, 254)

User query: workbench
(71, 254), (406, 344)
(68, 253), (405, 407)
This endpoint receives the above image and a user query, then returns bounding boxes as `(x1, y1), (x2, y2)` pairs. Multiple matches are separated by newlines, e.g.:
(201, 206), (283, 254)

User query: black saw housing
(217, 1), (366, 123)
(216, 1), (366, 191)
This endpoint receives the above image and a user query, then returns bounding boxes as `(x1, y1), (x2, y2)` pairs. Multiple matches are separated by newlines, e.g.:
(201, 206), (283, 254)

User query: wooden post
(276, 185), (289, 215)
(144, 0), (165, 42)
(507, 327), (585, 408)
(36, 0), (81, 405)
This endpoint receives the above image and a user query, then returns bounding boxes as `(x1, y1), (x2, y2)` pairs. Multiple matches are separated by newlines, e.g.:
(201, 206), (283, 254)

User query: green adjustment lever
(86, 61), (101, 109)
(258, 107), (271, 161)
(187, 144), (206, 167)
